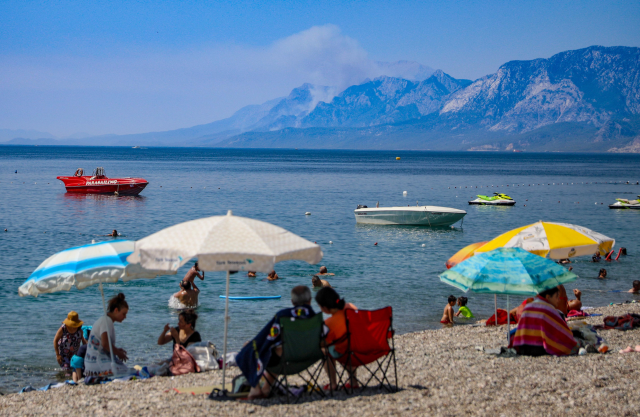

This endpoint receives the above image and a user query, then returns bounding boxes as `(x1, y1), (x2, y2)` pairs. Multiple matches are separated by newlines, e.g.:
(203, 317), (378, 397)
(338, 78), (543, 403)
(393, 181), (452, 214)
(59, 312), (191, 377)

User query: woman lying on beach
(316, 287), (358, 391)
(53, 311), (86, 375)
(157, 310), (202, 348)
(84, 293), (130, 376)
(511, 286), (579, 357)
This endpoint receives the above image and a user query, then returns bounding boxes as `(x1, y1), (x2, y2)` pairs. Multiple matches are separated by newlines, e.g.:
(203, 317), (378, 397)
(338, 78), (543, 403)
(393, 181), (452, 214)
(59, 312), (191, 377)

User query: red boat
(57, 167), (149, 196)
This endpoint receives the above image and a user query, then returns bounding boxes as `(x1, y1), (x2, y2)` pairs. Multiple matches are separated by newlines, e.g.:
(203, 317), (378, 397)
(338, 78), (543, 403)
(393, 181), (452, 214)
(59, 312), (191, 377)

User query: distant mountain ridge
(4, 48), (640, 152)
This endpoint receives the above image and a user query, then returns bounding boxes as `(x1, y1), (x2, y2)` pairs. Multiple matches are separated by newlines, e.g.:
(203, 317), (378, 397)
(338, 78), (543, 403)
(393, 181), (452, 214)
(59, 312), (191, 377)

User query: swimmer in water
(247, 271), (256, 278)
(109, 229), (118, 237)
(267, 270), (279, 281)
(181, 262), (205, 291)
(598, 268), (607, 280)
(317, 266), (334, 276)
(311, 275), (332, 288)
(172, 281), (199, 307)
(629, 280), (640, 294)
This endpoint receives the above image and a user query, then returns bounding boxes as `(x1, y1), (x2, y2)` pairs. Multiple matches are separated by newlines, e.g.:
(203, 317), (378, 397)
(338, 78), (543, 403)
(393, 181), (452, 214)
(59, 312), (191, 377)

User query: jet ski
(609, 196), (640, 209)
(468, 192), (516, 206)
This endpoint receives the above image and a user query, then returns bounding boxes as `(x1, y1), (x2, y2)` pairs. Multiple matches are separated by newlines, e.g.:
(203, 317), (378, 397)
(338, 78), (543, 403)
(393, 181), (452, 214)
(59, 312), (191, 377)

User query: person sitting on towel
(555, 285), (583, 316)
(157, 309), (202, 348)
(511, 286), (579, 356)
(236, 285), (316, 399)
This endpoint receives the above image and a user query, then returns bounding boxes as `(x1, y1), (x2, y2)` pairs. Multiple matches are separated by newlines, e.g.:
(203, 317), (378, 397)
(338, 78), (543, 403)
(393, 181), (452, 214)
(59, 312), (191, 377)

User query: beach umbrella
(439, 247), (578, 342)
(126, 210), (323, 398)
(18, 240), (175, 373)
(473, 221), (614, 259)
(445, 241), (487, 269)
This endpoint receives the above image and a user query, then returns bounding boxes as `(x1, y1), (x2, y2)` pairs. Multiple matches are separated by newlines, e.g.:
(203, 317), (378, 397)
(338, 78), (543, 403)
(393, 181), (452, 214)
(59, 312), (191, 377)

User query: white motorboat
(354, 205), (466, 226)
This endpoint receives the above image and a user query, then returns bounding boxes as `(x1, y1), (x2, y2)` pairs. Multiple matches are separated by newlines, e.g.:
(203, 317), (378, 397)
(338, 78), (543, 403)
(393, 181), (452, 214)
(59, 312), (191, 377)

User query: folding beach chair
(265, 314), (327, 403)
(333, 306), (398, 394)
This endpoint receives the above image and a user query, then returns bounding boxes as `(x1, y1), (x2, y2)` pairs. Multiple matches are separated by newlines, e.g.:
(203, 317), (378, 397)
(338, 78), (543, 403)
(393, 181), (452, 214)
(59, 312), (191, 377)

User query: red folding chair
(333, 306), (398, 394)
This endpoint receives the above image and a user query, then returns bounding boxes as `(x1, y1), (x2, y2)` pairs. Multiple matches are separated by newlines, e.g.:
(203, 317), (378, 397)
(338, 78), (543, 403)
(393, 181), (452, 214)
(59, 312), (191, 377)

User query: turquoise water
(1, 146), (640, 392)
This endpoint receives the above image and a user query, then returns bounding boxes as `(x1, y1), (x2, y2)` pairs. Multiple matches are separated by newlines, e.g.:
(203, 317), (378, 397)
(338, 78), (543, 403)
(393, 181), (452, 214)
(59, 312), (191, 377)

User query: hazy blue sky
(1, 0), (639, 136)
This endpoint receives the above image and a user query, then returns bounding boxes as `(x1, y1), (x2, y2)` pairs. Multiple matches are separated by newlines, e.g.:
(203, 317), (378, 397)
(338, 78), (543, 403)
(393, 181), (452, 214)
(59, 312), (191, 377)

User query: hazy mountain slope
(441, 46), (640, 132)
(0, 129), (56, 141)
(301, 71), (470, 128)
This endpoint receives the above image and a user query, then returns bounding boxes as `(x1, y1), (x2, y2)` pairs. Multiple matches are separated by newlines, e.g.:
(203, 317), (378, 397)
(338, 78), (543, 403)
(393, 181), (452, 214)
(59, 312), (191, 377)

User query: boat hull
(57, 176), (148, 196)
(609, 203), (640, 209)
(354, 207), (466, 226)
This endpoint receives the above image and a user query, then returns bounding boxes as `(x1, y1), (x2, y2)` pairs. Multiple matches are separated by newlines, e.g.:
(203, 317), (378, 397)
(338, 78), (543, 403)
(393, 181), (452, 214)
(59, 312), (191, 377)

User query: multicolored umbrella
(439, 247), (577, 296)
(445, 241), (487, 269)
(473, 221), (614, 259)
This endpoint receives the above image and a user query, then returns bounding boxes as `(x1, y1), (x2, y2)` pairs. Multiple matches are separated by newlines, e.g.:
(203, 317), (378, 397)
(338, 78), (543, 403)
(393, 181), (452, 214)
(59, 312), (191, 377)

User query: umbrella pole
(221, 270), (230, 392)
(494, 294), (498, 326)
(506, 295), (510, 345)
(99, 282), (117, 376)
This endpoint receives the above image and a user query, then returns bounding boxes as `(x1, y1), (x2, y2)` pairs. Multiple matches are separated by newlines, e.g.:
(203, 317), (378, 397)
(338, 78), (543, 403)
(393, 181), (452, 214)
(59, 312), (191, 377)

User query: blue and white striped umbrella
(18, 240), (175, 297)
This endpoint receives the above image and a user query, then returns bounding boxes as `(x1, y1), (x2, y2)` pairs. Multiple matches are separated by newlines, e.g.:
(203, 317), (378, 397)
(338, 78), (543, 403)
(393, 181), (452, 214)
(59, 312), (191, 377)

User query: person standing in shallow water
(53, 312), (86, 374)
(181, 262), (205, 291)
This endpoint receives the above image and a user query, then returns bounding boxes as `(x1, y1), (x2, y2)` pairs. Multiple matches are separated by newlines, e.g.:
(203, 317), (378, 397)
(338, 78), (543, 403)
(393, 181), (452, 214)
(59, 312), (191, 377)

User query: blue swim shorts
(70, 355), (84, 370)
(328, 345), (344, 359)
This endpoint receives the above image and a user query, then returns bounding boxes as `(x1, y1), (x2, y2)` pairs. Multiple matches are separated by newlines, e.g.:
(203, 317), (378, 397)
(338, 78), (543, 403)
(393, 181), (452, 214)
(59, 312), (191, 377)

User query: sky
(0, 0), (639, 137)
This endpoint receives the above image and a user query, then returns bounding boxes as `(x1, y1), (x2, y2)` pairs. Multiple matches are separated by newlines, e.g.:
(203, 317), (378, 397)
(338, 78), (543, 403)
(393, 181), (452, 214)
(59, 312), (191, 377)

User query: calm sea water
(1, 146), (640, 392)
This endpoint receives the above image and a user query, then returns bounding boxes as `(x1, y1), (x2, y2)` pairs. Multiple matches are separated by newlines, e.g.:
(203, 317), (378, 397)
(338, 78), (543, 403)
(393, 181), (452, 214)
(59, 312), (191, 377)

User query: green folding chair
(265, 314), (327, 402)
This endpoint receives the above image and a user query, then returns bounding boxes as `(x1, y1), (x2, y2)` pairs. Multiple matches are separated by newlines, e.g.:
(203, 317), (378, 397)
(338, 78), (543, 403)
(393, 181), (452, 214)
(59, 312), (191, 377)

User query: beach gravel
(2, 303), (640, 416)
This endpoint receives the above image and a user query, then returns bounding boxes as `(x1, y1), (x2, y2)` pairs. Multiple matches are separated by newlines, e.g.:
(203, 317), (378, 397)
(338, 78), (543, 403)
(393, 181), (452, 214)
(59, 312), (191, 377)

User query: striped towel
(511, 296), (578, 356)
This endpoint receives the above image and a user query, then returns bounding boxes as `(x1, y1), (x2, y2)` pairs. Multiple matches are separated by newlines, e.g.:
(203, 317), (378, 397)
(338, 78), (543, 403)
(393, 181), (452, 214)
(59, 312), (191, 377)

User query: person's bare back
(173, 288), (199, 307)
(441, 296), (456, 325)
(182, 263), (204, 290)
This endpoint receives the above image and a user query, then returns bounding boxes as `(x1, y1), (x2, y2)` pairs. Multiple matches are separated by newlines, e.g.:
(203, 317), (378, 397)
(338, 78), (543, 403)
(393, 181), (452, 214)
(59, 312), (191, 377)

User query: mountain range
(4, 46), (640, 152)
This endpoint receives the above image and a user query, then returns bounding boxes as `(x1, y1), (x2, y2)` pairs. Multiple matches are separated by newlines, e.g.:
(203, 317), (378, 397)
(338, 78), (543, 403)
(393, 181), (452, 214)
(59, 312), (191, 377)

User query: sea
(1, 146), (640, 393)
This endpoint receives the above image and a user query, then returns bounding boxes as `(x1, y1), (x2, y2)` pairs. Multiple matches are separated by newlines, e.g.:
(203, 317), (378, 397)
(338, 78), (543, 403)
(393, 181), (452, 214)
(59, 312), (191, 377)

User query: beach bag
(170, 344), (201, 376)
(187, 341), (219, 371)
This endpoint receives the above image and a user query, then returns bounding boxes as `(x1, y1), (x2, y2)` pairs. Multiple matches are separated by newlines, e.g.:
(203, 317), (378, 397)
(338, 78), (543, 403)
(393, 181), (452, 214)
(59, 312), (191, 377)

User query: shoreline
(2, 303), (639, 416)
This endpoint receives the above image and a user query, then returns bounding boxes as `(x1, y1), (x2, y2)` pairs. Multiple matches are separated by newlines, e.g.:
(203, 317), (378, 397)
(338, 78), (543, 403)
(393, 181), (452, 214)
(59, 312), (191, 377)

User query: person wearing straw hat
(53, 311), (86, 374)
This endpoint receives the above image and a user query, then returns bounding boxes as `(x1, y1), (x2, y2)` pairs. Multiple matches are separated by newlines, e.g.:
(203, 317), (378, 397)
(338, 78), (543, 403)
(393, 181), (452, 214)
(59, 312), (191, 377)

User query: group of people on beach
(55, 262), (339, 381)
(235, 285), (357, 399)
(54, 293), (204, 382)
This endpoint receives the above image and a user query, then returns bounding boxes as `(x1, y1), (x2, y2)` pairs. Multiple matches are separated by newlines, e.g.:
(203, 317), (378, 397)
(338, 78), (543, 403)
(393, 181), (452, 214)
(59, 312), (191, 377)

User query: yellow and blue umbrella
(440, 247), (577, 340)
(473, 221), (614, 259)
(439, 247), (577, 296)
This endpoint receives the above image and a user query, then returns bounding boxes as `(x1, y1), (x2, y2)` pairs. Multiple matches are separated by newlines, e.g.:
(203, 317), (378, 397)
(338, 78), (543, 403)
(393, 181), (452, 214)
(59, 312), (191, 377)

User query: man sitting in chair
(236, 285), (316, 399)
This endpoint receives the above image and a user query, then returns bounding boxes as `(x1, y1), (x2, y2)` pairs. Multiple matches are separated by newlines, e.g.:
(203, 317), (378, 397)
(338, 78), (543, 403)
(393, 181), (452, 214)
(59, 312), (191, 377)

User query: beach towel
(568, 310), (588, 317)
(485, 309), (517, 326)
(595, 314), (640, 330)
(236, 304), (315, 388)
(511, 296), (579, 356)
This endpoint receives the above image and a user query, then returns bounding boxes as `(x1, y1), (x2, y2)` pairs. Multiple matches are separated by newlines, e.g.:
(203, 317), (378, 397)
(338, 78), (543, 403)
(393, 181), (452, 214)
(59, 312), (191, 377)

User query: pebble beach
(3, 303), (639, 417)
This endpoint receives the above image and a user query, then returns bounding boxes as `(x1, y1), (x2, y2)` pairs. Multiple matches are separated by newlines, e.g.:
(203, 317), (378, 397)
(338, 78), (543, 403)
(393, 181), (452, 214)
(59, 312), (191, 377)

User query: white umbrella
(127, 210), (323, 396)
(19, 240), (175, 374)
